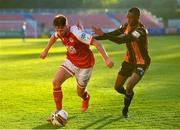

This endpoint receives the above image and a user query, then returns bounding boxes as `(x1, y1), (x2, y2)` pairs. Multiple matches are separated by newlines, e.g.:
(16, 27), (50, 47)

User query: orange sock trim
(53, 87), (63, 110)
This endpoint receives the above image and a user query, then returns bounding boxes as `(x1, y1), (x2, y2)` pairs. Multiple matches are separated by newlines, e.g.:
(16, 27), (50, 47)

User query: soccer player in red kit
(40, 14), (114, 122)
(92, 7), (151, 118)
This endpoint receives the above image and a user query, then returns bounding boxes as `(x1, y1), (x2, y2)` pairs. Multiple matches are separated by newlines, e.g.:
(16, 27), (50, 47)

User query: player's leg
(75, 67), (93, 112)
(77, 84), (89, 101)
(122, 66), (147, 117)
(47, 67), (72, 122)
(114, 74), (128, 94)
(52, 59), (75, 111)
(77, 85), (90, 112)
(122, 72), (141, 117)
(114, 61), (134, 95)
(52, 67), (72, 111)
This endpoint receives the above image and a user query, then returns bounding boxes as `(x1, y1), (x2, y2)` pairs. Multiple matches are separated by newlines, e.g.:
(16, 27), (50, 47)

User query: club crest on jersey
(66, 46), (77, 54)
(69, 37), (74, 43)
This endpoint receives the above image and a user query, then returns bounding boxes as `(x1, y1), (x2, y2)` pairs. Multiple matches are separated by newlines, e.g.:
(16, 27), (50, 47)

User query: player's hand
(92, 26), (104, 36)
(77, 20), (84, 30)
(105, 58), (114, 68)
(40, 51), (48, 59)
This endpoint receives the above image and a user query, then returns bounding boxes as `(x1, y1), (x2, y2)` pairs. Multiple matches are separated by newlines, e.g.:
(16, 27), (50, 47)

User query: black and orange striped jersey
(95, 22), (151, 65)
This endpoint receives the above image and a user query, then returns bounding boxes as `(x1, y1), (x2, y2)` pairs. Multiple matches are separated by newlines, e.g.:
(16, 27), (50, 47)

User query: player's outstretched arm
(92, 26), (122, 40)
(92, 26), (132, 44)
(40, 35), (57, 59)
(92, 39), (114, 68)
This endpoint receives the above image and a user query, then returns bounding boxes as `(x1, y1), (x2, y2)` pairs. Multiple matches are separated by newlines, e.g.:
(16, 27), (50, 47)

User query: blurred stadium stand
(0, 9), (179, 38)
(166, 19), (180, 34)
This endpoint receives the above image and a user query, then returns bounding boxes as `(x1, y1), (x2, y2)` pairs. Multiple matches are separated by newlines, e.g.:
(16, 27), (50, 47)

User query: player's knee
(126, 88), (133, 95)
(52, 79), (61, 88)
(114, 85), (119, 91)
(114, 85), (125, 94)
(114, 85), (119, 92)
(52, 79), (56, 87)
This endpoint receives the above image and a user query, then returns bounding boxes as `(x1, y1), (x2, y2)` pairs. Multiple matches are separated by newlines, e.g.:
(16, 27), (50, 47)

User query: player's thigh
(76, 68), (93, 95)
(126, 64), (149, 89)
(114, 74), (128, 88)
(119, 61), (134, 77)
(126, 72), (141, 90)
(53, 67), (72, 86)
(116, 61), (134, 87)
(126, 64), (149, 93)
(76, 67), (93, 88)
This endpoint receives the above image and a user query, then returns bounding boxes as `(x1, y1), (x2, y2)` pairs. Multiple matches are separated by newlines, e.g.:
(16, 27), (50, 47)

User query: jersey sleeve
(131, 28), (148, 39)
(53, 32), (59, 38)
(94, 28), (123, 40)
(103, 27), (148, 44)
(103, 33), (132, 44)
(94, 23), (126, 40)
(71, 26), (93, 45)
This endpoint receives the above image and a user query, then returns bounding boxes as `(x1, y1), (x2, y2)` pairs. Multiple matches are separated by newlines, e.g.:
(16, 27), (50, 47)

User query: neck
(130, 20), (139, 26)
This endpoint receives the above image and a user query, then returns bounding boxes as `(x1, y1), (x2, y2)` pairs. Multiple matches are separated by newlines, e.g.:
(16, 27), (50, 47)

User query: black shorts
(118, 61), (149, 77)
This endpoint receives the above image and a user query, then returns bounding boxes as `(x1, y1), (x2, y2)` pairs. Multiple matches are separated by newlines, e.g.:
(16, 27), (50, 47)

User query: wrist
(102, 32), (106, 36)
(104, 56), (110, 61)
(44, 48), (49, 53)
(101, 32), (105, 36)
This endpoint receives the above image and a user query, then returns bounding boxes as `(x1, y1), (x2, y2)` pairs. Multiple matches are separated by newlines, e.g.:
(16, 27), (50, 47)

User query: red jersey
(54, 25), (95, 68)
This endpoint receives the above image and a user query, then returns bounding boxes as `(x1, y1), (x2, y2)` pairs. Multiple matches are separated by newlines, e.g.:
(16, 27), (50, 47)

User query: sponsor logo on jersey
(81, 33), (91, 42)
(81, 33), (86, 39)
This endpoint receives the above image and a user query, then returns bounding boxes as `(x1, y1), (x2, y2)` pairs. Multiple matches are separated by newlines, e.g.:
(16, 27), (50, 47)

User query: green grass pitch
(0, 35), (180, 129)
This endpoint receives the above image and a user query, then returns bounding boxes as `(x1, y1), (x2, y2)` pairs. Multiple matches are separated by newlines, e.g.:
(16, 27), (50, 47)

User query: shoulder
(137, 27), (148, 35)
(70, 25), (93, 44)
(70, 25), (85, 38)
(70, 25), (81, 35)
(131, 27), (148, 39)
(119, 23), (128, 30)
(137, 23), (148, 35)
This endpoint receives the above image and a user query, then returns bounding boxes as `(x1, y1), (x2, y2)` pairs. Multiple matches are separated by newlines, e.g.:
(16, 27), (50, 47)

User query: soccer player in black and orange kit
(92, 7), (151, 118)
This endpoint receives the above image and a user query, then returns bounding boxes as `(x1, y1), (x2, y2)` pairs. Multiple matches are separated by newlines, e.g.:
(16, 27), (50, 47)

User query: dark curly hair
(53, 14), (68, 27)
(128, 7), (140, 17)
